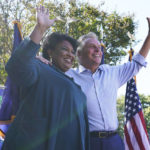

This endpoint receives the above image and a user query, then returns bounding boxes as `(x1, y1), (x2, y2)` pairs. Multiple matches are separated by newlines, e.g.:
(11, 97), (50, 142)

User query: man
(38, 17), (150, 149)
(65, 18), (150, 150)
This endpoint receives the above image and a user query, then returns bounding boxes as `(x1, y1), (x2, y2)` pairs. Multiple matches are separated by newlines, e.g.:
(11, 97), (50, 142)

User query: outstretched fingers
(36, 5), (48, 15)
(36, 5), (58, 29)
(36, 6), (40, 13)
(41, 5), (44, 13)
(46, 8), (49, 15)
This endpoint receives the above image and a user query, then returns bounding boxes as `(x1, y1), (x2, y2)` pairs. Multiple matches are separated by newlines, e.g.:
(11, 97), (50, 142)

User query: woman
(2, 6), (89, 150)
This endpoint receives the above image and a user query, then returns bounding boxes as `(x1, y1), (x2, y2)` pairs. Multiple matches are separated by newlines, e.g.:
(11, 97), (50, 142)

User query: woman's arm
(30, 6), (56, 44)
(5, 6), (56, 87)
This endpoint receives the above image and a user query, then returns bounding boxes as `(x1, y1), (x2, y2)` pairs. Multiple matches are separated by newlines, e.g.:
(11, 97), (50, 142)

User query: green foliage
(104, 12), (135, 64)
(0, 0), (14, 84)
(0, 0), (136, 84)
(117, 95), (125, 138)
(117, 94), (150, 138)
(0, 0), (37, 84)
(140, 94), (150, 133)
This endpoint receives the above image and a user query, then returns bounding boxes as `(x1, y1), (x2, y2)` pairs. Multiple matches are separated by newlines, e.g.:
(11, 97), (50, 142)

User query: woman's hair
(42, 32), (77, 60)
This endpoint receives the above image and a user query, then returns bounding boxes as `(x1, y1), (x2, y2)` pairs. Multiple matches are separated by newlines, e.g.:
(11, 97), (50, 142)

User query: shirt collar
(78, 64), (104, 74)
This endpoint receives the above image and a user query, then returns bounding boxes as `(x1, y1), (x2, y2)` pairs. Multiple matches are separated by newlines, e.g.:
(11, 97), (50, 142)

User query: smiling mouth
(93, 55), (100, 57)
(64, 58), (72, 63)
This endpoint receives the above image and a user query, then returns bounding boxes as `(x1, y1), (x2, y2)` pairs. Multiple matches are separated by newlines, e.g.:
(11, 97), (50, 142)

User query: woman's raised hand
(30, 6), (57, 44)
(36, 5), (56, 31)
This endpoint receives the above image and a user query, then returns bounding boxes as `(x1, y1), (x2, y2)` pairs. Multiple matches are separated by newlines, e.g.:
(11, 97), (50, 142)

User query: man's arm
(139, 17), (150, 58)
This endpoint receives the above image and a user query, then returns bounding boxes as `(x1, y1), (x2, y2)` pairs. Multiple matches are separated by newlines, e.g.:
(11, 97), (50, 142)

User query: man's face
(78, 38), (102, 68)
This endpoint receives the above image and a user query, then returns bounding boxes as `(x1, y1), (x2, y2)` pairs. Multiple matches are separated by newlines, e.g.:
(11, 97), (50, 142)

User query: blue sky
(84, 0), (150, 96)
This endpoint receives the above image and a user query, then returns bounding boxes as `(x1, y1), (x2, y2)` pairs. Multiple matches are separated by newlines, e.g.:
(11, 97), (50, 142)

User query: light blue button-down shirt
(66, 53), (147, 132)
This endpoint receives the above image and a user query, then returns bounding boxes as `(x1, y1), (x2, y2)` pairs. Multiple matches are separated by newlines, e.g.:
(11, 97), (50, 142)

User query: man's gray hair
(77, 32), (98, 52)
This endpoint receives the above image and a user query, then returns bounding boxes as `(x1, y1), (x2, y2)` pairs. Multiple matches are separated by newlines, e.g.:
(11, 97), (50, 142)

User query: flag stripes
(124, 112), (150, 150)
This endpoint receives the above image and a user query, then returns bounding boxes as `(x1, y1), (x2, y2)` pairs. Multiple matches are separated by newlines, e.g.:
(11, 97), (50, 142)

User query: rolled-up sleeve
(132, 53), (147, 67)
(117, 53), (147, 87)
(5, 38), (41, 87)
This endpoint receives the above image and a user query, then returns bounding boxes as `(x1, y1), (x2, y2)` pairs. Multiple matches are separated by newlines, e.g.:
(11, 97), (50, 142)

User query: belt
(90, 131), (117, 138)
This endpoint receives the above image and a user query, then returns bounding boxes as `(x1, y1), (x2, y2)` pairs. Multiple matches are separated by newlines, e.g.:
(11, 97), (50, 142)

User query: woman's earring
(50, 56), (52, 63)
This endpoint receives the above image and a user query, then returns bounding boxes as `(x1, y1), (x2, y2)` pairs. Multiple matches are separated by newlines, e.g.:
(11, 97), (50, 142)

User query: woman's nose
(67, 51), (75, 57)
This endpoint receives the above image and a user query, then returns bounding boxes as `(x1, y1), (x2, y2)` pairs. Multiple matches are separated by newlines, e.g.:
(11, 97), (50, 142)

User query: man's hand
(147, 17), (150, 33)
(36, 55), (51, 65)
(139, 17), (150, 58)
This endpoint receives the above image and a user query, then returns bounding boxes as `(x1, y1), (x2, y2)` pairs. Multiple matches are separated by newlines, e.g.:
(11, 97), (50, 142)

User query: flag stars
(133, 109), (136, 112)
(125, 78), (143, 120)
(134, 96), (138, 100)
(130, 94), (133, 98)
(129, 101), (132, 104)
(128, 107), (131, 110)
(128, 113), (131, 117)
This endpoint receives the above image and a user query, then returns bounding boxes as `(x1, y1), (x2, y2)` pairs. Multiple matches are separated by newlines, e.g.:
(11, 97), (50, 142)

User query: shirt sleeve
(5, 38), (41, 87)
(132, 53), (147, 67)
(117, 53), (147, 87)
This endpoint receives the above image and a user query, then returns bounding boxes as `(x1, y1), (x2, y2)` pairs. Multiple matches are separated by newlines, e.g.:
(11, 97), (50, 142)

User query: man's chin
(93, 61), (101, 66)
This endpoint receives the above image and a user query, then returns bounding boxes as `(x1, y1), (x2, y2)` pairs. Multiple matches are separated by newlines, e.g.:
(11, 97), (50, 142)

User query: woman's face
(51, 40), (75, 72)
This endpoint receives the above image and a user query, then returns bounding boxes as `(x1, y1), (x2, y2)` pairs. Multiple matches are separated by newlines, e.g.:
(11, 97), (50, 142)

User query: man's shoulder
(65, 68), (78, 77)
(99, 64), (111, 70)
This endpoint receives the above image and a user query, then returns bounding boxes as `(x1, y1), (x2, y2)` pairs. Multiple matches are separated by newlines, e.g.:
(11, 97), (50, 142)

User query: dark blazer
(2, 39), (90, 150)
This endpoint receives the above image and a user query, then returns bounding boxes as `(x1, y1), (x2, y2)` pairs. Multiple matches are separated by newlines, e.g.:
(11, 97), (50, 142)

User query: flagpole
(12, 21), (23, 40)
(96, 20), (105, 64)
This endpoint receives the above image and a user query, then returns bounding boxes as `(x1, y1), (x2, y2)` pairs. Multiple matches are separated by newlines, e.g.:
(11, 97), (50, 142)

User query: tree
(0, 0), (136, 84)
(139, 94), (150, 133)
(0, 0), (37, 84)
(117, 95), (125, 137)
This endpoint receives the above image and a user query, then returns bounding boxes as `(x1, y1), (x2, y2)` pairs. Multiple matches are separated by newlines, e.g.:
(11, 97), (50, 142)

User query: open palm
(37, 6), (56, 30)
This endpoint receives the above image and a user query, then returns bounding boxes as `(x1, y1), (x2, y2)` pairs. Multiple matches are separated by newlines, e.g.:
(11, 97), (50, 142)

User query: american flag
(124, 50), (150, 150)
